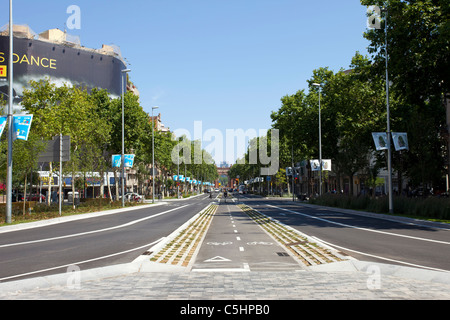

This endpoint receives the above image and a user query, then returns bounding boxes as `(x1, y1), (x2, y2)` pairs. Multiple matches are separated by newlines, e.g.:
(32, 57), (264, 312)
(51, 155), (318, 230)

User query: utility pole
(6, 0), (14, 224)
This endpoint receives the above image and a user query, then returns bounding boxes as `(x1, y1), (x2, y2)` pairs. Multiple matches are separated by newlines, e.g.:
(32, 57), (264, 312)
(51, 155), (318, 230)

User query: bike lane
(191, 201), (304, 272)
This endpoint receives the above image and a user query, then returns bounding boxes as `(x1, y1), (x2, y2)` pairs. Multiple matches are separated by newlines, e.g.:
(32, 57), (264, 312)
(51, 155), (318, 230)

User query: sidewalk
(1, 258), (450, 300)
(1, 198), (450, 300)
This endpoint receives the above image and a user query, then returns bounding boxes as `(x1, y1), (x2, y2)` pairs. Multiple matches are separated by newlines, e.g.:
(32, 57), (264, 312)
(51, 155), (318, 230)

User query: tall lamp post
(121, 68), (131, 207)
(5, 0), (13, 224)
(151, 106), (159, 203)
(383, 5), (394, 214)
(312, 83), (323, 196)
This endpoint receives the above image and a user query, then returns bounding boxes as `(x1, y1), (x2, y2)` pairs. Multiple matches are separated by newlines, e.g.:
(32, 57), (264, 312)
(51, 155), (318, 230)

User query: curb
(0, 202), (168, 234)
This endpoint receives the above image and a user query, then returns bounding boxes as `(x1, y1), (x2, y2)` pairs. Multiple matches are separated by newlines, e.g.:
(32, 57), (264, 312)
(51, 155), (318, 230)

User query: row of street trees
(0, 78), (218, 205)
(230, 0), (449, 197)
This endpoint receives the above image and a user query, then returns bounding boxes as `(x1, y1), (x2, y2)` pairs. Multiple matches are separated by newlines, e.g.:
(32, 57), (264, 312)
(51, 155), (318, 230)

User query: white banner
(372, 132), (388, 151)
(322, 159), (332, 171)
(310, 160), (320, 171)
(392, 132), (409, 151)
(310, 160), (332, 171)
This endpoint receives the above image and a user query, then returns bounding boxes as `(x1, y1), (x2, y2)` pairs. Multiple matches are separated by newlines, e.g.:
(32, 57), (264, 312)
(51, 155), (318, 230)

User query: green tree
(21, 79), (110, 207)
(361, 0), (449, 190)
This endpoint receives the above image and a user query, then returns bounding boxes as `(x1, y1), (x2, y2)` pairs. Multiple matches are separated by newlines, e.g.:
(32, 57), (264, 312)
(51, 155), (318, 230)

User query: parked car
(12, 193), (24, 202)
(27, 193), (46, 202)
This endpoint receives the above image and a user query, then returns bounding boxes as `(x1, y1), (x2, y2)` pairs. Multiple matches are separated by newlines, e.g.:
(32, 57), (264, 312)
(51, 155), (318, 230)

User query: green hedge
(0, 198), (142, 224)
(309, 194), (450, 221)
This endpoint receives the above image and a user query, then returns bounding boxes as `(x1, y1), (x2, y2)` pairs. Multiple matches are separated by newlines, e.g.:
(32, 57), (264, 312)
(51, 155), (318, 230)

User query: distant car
(214, 188), (219, 192)
(121, 193), (143, 202)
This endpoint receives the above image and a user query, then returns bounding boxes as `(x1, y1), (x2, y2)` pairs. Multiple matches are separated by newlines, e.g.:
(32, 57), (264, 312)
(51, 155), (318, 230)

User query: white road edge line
(0, 238), (165, 282)
(310, 235), (450, 273)
(0, 205), (190, 249)
(267, 205), (450, 245)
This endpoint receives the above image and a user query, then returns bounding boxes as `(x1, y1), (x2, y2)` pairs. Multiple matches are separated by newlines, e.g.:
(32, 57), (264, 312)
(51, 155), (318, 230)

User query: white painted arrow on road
(204, 256), (231, 262)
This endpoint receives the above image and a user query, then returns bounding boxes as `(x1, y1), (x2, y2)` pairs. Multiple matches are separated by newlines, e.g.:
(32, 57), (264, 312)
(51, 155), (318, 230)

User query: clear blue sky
(1, 0), (371, 164)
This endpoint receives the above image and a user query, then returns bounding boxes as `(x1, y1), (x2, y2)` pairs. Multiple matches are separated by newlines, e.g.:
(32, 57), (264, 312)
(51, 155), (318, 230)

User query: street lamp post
(383, 6), (394, 214)
(121, 68), (131, 208)
(151, 106), (159, 204)
(5, 0), (14, 224)
(313, 83), (323, 196)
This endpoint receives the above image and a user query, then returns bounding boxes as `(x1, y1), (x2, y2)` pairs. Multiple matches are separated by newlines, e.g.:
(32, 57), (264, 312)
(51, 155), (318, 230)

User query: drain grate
(277, 252), (289, 257)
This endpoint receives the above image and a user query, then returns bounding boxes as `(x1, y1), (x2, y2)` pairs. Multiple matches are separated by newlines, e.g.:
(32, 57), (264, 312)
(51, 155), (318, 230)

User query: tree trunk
(23, 172), (28, 216)
(47, 162), (52, 206)
(114, 169), (119, 201)
(72, 167), (76, 210)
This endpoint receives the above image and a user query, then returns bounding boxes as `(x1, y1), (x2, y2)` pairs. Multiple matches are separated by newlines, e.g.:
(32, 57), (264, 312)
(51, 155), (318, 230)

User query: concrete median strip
(237, 204), (349, 268)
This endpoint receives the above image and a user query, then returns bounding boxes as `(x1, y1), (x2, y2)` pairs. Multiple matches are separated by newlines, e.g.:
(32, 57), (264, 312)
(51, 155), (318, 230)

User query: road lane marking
(207, 242), (233, 246)
(0, 238), (165, 282)
(204, 256), (231, 262)
(247, 242), (273, 246)
(0, 205), (191, 248)
(311, 236), (450, 273)
(267, 205), (450, 245)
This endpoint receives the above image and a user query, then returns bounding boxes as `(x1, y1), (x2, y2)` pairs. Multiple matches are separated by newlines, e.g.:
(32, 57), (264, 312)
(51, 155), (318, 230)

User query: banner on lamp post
(13, 115), (33, 141)
(322, 159), (332, 171)
(372, 132), (388, 151)
(0, 116), (7, 138)
(112, 155), (121, 168)
(310, 159), (332, 171)
(124, 154), (135, 168)
(392, 132), (409, 151)
(310, 160), (320, 171)
(112, 154), (135, 168)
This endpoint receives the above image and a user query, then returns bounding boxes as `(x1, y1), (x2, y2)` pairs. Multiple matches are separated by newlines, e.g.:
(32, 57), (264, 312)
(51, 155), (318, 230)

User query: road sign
(38, 135), (71, 163)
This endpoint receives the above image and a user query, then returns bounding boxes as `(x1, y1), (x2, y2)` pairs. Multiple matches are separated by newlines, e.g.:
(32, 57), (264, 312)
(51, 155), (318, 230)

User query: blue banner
(112, 154), (135, 168)
(0, 116), (6, 139)
(13, 115), (33, 141)
(112, 155), (121, 168)
(124, 154), (135, 168)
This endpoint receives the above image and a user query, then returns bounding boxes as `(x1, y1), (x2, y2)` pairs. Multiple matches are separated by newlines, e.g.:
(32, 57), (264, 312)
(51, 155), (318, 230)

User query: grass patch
(0, 199), (146, 226)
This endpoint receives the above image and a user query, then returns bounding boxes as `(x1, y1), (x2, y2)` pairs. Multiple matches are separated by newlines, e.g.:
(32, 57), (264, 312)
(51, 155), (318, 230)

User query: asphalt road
(191, 202), (302, 272)
(238, 195), (450, 273)
(0, 194), (213, 282)
(1, 192), (449, 284)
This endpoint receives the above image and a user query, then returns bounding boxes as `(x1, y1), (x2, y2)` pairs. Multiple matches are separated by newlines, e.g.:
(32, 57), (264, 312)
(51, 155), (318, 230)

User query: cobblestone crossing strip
(149, 201), (348, 270)
(150, 204), (218, 267)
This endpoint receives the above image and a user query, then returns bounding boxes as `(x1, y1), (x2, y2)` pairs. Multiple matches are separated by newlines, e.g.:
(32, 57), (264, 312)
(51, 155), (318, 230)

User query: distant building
(149, 113), (170, 133)
(0, 24), (128, 110)
(218, 161), (230, 168)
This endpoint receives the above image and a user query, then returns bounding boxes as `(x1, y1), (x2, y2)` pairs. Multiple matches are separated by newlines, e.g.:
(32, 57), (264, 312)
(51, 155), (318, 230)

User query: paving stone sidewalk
(1, 200), (450, 300)
(1, 262), (450, 300)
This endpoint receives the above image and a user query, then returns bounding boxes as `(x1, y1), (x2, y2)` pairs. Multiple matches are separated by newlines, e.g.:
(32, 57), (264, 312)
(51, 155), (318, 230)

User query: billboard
(0, 35), (127, 108)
